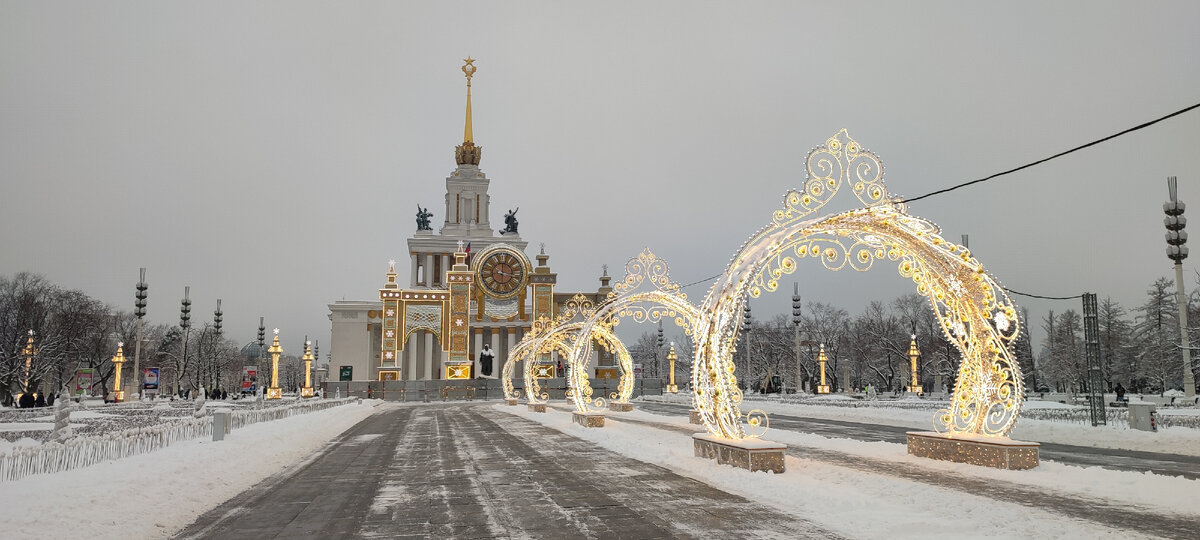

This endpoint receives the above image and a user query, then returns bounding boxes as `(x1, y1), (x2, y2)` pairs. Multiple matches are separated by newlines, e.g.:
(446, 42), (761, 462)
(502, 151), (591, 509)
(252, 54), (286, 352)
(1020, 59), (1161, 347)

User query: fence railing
(0, 398), (358, 483)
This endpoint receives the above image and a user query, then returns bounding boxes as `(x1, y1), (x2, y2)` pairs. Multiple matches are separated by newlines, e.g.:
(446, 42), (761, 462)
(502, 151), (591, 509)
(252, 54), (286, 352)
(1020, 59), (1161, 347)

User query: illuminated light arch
(694, 130), (1024, 441)
(566, 249), (702, 413)
(502, 295), (636, 404)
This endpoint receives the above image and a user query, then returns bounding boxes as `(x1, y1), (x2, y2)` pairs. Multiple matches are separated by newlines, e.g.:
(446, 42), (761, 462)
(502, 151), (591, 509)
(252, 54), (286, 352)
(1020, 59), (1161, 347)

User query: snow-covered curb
(0, 400), (383, 539)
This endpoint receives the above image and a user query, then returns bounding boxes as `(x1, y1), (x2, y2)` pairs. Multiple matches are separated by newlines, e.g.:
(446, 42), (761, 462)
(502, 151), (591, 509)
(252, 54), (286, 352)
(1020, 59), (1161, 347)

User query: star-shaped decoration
(456, 240), (465, 251)
(273, 328), (280, 335)
(455, 318), (464, 327)
(118, 341), (124, 347)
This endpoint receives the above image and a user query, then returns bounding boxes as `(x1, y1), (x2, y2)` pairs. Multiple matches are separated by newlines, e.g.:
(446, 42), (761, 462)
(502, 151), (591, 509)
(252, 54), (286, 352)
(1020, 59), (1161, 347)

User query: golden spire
(462, 57), (476, 143)
(455, 57), (482, 166)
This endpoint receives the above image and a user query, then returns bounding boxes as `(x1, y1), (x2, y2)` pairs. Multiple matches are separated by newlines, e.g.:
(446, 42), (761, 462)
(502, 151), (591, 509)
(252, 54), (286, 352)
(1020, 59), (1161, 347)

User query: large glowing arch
(565, 249), (702, 413)
(694, 130), (1024, 441)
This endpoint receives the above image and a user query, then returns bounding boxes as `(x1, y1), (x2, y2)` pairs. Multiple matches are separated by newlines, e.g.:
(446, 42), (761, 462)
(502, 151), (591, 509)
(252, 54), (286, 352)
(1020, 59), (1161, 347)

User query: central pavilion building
(327, 59), (616, 384)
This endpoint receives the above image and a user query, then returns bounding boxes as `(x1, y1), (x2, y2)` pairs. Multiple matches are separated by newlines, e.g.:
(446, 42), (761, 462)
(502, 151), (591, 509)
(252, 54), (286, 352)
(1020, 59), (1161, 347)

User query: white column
(410, 255), (419, 288)
(473, 330), (483, 377)
(404, 337), (416, 381)
(425, 254), (435, 286)
(491, 328), (502, 380)
(506, 328), (517, 380)
(423, 331), (434, 380)
(442, 254), (451, 280)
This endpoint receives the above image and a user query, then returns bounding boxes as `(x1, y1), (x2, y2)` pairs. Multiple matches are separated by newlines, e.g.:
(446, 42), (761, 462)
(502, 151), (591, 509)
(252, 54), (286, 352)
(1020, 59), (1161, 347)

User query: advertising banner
(143, 368), (159, 395)
(242, 366), (258, 393)
(74, 368), (94, 396)
(339, 366), (353, 381)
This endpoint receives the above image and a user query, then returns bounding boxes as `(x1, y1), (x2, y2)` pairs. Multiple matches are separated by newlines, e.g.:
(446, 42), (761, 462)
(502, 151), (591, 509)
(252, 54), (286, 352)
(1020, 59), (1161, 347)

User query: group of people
(15, 391), (56, 408)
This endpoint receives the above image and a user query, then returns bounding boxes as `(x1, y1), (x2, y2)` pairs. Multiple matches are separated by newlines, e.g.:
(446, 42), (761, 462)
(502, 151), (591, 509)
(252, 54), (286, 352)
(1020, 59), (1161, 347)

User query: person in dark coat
(1115, 383), (1126, 402)
(34, 393), (46, 407)
(18, 392), (35, 409)
(479, 344), (495, 377)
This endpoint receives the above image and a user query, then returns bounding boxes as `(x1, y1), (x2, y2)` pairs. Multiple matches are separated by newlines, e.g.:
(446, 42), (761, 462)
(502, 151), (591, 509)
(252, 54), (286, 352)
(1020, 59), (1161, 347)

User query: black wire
(680, 273), (723, 288)
(899, 101), (1200, 204)
(1003, 287), (1083, 301)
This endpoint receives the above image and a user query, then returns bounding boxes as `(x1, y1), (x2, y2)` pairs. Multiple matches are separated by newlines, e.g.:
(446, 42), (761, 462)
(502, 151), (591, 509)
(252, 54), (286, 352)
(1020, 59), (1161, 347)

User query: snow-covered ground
(499, 404), (1199, 540)
(0, 399), (384, 540)
(649, 393), (1200, 457)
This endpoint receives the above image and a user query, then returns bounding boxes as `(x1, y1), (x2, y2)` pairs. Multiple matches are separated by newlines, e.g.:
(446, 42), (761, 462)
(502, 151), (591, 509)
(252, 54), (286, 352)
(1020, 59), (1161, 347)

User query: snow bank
(0, 400), (383, 539)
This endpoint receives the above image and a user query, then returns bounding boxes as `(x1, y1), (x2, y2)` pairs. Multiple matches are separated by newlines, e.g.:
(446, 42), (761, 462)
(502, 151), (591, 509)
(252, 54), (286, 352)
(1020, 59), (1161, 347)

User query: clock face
(478, 249), (528, 298)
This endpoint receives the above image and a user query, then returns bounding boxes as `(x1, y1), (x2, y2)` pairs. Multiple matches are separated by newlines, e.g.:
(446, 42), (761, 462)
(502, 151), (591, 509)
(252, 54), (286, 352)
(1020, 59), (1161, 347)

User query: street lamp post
(256, 318), (266, 397)
(656, 321), (664, 380)
(176, 287), (191, 398)
(112, 342), (126, 402)
(792, 284), (802, 393)
(131, 268), (148, 400)
(267, 329), (282, 400)
(816, 343), (830, 394)
(213, 299), (222, 393)
(1164, 176), (1194, 398)
(301, 340), (315, 398)
(666, 343), (679, 393)
(906, 335), (923, 395)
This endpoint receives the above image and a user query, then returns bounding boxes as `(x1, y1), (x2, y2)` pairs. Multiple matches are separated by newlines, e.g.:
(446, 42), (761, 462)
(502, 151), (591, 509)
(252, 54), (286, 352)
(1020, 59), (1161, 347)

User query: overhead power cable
(1002, 287), (1083, 301)
(900, 101), (1200, 204)
(681, 273), (723, 288)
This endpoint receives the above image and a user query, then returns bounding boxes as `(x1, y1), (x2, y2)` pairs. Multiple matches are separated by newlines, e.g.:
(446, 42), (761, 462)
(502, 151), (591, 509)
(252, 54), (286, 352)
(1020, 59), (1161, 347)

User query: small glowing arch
(566, 249), (702, 413)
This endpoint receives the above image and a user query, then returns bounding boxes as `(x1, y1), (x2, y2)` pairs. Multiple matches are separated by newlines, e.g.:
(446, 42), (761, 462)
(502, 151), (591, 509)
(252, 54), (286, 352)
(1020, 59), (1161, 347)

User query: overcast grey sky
(2, 1), (1198, 353)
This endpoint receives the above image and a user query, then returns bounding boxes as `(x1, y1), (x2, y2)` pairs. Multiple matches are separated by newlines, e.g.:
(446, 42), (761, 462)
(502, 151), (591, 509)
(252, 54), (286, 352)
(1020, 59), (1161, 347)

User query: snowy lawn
(498, 404), (1198, 540)
(648, 394), (1200, 456)
(0, 399), (384, 540)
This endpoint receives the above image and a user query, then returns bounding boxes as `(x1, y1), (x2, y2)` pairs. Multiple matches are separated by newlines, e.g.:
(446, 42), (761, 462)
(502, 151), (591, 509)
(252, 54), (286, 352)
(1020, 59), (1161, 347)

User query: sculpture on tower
(416, 206), (433, 231)
(502, 208), (519, 234)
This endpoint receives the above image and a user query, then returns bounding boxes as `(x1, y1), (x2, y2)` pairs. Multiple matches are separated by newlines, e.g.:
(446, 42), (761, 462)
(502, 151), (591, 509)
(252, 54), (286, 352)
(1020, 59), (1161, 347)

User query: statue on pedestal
(501, 207), (519, 234)
(416, 206), (433, 231)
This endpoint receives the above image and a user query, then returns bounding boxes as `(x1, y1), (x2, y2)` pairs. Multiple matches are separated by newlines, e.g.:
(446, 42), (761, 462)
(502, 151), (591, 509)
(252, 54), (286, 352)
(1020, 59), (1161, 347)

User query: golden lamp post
(665, 343), (679, 393)
(907, 334), (923, 394)
(111, 342), (126, 402)
(301, 340), (315, 398)
(267, 329), (283, 400)
(21, 330), (36, 399)
(816, 343), (831, 394)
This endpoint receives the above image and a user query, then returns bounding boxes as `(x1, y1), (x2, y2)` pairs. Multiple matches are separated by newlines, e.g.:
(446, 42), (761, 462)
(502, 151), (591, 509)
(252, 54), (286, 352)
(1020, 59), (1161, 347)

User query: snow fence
(0, 397), (359, 482)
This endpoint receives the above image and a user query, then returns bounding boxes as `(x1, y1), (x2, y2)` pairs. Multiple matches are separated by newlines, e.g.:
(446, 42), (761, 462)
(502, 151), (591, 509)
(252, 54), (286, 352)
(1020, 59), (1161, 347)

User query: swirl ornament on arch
(566, 249), (701, 414)
(693, 130), (1025, 442)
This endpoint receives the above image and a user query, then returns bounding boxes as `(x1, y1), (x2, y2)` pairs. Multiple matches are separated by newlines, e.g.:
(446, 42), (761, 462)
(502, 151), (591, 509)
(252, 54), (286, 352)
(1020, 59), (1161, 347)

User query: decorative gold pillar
(666, 344), (679, 393)
(907, 334), (923, 394)
(267, 329), (282, 399)
(380, 260), (402, 377)
(111, 342), (126, 402)
(531, 246), (556, 368)
(301, 340), (315, 397)
(444, 241), (474, 379)
(816, 343), (830, 394)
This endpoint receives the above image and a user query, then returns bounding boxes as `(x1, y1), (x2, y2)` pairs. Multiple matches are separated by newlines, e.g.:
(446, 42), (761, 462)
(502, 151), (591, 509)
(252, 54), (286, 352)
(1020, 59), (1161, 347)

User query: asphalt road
(176, 403), (837, 539)
(635, 401), (1200, 480)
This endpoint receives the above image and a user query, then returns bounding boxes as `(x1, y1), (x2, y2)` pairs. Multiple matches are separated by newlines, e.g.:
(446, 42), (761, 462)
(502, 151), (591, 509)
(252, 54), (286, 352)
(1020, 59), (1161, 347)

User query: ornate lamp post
(112, 342), (127, 402)
(21, 330), (36, 399)
(266, 329), (282, 400)
(816, 343), (831, 394)
(665, 343), (679, 393)
(256, 318), (266, 396)
(1164, 176), (1194, 397)
(301, 340), (315, 398)
(906, 335), (923, 394)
